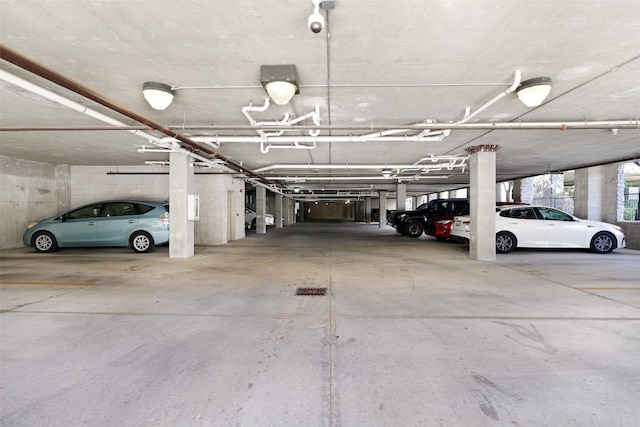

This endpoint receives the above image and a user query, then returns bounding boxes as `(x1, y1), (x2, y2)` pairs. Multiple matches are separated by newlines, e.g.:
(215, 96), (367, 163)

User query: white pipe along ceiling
(2, 5), (640, 201)
(3, 59), (638, 196)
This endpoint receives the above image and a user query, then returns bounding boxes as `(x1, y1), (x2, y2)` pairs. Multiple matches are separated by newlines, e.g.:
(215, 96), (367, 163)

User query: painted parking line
(577, 287), (640, 291)
(0, 281), (95, 286)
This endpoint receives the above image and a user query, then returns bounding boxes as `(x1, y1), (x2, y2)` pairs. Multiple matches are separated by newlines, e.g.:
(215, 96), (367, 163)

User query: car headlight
(612, 225), (622, 232)
(27, 222), (38, 229)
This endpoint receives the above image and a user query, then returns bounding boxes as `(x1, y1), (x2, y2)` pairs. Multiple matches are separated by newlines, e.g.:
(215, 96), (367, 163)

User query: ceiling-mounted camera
(308, 12), (324, 34)
(308, 0), (326, 34)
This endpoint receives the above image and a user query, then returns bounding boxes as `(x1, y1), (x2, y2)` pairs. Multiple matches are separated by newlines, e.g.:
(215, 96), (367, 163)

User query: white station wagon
(450, 205), (626, 254)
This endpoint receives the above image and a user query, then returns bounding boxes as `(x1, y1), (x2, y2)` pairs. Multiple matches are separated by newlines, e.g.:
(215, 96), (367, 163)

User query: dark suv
(391, 198), (470, 238)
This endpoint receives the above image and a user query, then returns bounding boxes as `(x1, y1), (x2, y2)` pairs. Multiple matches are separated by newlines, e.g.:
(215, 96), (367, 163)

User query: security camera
(308, 12), (324, 33)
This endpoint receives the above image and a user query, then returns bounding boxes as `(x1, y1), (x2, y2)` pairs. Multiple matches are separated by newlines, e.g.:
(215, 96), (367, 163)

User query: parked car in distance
(244, 208), (275, 229)
(391, 198), (469, 238)
(23, 200), (170, 253)
(371, 209), (395, 223)
(450, 205), (626, 254)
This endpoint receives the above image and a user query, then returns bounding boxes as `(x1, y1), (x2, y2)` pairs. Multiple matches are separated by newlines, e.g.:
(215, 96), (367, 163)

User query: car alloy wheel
(33, 231), (58, 253)
(130, 231), (154, 253)
(496, 231), (516, 253)
(406, 221), (423, 238)
(591, 232), (615, 254)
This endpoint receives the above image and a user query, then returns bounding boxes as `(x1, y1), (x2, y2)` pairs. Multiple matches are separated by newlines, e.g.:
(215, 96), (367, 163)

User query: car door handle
(127, 219), (136, 224)
(87, 222), (96, 226)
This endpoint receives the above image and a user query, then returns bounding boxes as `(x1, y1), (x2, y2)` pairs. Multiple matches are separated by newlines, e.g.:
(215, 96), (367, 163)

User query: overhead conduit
(147, 70), (521, 153)
(0, 44), (277, 190)
(3, 45), (638, 191)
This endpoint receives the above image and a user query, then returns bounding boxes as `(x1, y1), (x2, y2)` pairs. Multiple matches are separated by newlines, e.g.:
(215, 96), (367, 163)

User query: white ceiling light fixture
(142, 81), (174, 110)
(260, 64), (299, 105)
(516, 77), (552, 107)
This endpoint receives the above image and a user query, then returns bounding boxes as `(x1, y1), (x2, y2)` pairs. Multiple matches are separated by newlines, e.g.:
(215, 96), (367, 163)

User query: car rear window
(136, 203), (155, 215)
(501, 207), (538, 219)
(105, 202), (140, 216)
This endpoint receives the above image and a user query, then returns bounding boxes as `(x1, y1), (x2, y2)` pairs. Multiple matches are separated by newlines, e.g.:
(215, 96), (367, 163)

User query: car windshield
(428, 201), (450, 213)
(537, 207), (574, 221)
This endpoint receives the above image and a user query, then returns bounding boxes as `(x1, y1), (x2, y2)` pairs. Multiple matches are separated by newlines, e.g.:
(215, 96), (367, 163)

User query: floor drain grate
(295, 287), (327, 296)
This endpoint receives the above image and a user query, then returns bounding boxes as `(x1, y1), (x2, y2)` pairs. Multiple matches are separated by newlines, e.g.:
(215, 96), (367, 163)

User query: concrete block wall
(1, 157), (58, 249)
(1, 159), (246, 249)
(70, 166), (169, 207)
(618, 222), (640, 250)
(194, 175), (245, 245)
(71, 166), (244, 246)
(513, 177), (535, 204)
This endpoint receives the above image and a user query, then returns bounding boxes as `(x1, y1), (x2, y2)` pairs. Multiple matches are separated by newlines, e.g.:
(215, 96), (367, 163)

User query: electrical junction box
(321, 1), (336, 9)
(187, 194), (200, 221)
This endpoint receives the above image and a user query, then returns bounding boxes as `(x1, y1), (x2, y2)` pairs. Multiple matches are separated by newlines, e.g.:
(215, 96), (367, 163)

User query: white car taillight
(160, 212), (170, 226)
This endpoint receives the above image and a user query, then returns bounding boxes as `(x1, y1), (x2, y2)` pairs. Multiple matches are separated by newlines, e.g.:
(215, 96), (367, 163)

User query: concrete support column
(275, 194), (284, 228)
(365, 196), (372, 223)
(513, 178), (535, 204)
(170, 152), (194, 258)
(605, 163), (625, 222)
(256, 186), (267, 234)
(396, 183), (407, 212)
(378, 190), (387, 227)
(409, 195), (417, 210)
(291, 199), (297, 223)
(574, 163), (624, 222)
(532, 173), (564, 208)
(396, 183), (407, 235)
(283, 198), (292, 226)
(467, 145), (499, 261)
(496, 183), (506, 203)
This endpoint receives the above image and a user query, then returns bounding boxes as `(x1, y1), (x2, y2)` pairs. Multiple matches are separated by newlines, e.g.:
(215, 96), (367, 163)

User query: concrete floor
(1, 222), (639, 427)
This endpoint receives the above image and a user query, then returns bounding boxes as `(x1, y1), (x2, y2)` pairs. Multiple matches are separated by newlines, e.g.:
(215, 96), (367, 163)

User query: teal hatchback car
(23, 200), (170, 253)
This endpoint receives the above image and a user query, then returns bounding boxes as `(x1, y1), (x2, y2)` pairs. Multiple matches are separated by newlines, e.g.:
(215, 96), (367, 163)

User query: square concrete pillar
(574, 166), (602, 220)
(275, 194), (284, 228)
(365, 196), (372, 223)
(574, 163), (624, 222)
(286, 199), (296, 224)
(378, 190), (387, 227)
(604, 163), (625, 222)
(256, 186), (267, 234)
(170, 152), (195, 258)
(513, 177), (535, 204)
(467, 145), (498, 261)
(396, 183), (407, 212)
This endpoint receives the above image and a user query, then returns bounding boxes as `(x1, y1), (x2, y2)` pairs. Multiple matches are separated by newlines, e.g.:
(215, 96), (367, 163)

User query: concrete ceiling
(1, 0), (639, 198)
